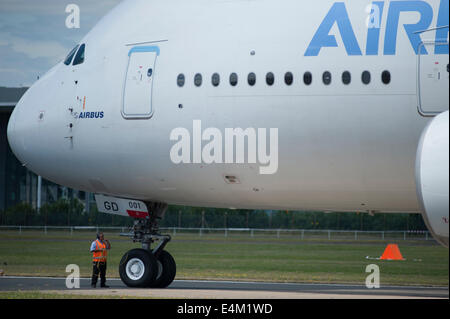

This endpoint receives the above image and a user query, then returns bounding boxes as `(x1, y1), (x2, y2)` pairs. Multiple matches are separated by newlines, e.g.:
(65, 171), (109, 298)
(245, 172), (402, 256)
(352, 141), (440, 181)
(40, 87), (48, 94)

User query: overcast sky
(0, 0), (122, 87)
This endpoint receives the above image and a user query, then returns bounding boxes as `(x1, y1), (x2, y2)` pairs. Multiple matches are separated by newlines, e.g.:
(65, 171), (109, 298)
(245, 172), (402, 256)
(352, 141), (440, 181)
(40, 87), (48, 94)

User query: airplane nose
(7, 91), (27, 165)
(6, 105), (17, 148)
(7, 86), (37, 167)
(7, 64), (65, 181)
(7, 63), (64, 180)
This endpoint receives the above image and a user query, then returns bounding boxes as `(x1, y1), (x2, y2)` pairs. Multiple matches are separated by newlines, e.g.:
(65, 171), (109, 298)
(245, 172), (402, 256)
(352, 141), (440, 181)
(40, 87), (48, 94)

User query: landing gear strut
(119, 202), (176, 288)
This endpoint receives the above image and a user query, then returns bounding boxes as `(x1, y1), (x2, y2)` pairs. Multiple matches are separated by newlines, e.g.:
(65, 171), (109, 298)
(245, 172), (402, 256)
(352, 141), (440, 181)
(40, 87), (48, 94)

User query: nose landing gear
(119, 202), (176, 288)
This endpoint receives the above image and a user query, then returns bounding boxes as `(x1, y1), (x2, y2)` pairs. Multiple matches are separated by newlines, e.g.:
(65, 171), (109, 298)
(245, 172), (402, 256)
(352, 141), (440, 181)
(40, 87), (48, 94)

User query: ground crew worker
(90, 232), (111, 288)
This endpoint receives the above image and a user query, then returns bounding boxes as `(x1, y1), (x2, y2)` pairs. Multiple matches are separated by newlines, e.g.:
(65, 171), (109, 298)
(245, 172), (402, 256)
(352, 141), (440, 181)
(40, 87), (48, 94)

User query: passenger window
(230, 73), (238, 86)
(177, 74), (185, 87)
(266, 72), (275, 86)
(342, 71), (351, 85)
(212, 73), (220, 87)
(285, 72), (293, 86)
(64, 45), (79, 65)
(194, 73), (202, 87)
(303, 72), (312, 85)
(73, 44), (85, 66)
(381, 71), (391, 84)
(322, 71), (331, 85)
(362, 71), (371, 85)
(248, 73), (256, 86)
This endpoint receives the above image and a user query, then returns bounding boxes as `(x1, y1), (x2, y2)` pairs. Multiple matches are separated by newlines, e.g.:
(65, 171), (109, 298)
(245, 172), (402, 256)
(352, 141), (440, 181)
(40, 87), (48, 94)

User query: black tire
(149, 250), (177, 288)
(119, 249), (158, 288)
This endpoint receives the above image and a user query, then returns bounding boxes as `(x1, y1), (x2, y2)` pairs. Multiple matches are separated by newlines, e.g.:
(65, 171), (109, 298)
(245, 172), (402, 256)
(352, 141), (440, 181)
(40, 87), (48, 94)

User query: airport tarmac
(0, 276), (448, 299)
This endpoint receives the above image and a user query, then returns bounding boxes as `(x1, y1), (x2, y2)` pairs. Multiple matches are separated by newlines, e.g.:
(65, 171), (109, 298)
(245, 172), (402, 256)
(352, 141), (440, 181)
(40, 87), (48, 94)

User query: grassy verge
(0, 231), (447, 286)
(0, 291), (143, 299)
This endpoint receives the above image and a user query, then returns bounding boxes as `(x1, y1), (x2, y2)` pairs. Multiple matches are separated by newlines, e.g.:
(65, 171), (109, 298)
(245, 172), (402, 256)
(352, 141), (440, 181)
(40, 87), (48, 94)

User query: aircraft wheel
(149, 250), (177, 288)
(119, 249), (158, 287)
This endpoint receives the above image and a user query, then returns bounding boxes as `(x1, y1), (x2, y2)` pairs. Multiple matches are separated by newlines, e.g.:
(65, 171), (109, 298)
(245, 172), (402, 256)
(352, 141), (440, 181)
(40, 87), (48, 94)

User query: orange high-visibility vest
(92, 240), (108, 262)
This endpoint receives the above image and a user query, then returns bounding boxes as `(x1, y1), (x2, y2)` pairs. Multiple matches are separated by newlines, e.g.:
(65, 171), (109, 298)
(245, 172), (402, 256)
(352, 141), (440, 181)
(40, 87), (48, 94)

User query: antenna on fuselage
(414, 25), (449, 34)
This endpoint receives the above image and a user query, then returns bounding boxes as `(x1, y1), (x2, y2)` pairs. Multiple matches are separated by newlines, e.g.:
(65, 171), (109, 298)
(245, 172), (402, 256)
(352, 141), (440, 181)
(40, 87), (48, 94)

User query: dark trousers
(91, 261), (107, 286)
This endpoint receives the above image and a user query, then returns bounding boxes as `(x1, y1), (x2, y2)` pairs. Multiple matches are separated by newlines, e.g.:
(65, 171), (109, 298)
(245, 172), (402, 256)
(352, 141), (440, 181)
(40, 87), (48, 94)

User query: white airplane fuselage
(7, 0), (449, 241)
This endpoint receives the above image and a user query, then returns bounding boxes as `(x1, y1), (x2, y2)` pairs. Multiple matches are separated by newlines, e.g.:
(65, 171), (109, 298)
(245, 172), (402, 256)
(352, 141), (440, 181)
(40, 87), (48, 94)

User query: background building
(0, 87), (89, 212)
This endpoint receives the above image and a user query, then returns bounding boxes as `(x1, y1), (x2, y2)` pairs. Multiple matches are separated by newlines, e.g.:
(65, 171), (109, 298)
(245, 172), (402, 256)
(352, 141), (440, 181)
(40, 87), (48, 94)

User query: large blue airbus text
(305, 0), (449, 56)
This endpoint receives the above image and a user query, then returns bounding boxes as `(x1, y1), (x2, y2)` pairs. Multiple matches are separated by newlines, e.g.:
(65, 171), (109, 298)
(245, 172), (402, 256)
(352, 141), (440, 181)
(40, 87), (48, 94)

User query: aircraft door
(122, 46), (160, 119)
(417, 42), (449, 116)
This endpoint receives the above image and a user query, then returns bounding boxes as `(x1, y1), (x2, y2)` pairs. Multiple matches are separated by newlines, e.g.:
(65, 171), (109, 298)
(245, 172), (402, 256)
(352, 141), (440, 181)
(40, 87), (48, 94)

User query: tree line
(0, 199), (427, 231)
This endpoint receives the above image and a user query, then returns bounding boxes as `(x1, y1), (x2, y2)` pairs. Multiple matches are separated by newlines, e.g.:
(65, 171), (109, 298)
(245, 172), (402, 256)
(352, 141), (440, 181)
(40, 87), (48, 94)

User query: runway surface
(0, 276), (448, 298)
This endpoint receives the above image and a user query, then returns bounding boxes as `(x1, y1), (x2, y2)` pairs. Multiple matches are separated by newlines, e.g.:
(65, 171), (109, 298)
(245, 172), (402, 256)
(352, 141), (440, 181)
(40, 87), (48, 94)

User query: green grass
(0, 231), (447, 286)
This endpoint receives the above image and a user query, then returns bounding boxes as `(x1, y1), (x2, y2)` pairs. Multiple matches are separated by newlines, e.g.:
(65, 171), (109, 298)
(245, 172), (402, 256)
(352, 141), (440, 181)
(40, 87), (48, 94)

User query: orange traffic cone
(380, 244), (405, 260)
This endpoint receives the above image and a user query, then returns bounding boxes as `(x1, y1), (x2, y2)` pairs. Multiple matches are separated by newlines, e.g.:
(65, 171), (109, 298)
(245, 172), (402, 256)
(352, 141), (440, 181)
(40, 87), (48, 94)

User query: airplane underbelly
(94, 93), (429, 213)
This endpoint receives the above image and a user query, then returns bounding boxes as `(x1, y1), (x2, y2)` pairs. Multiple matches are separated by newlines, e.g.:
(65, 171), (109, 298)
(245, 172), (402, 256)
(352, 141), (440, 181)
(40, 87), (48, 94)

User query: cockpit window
(63, 45), (79, 65)
(73, 44), (85, 66)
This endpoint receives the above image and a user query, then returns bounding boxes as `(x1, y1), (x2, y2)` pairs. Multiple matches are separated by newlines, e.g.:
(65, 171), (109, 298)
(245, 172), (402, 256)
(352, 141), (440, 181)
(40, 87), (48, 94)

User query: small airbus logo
(74, 96), (105, 119)
(305, 0), (449, 56)
(78, 111), (104, 119)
